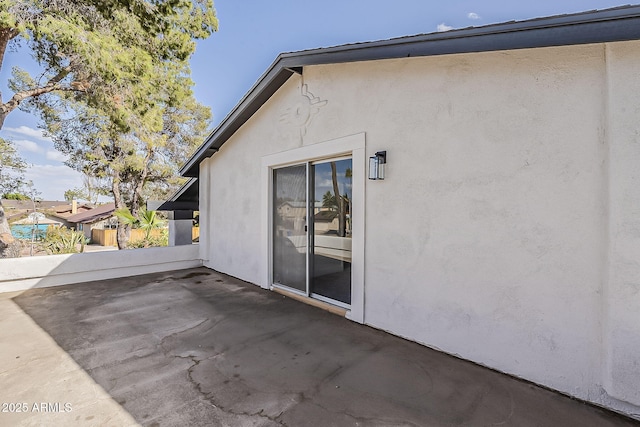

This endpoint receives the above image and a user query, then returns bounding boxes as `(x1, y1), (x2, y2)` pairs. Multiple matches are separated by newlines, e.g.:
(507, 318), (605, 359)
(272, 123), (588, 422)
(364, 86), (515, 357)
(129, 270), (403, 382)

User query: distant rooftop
(66, 202), (116, 224)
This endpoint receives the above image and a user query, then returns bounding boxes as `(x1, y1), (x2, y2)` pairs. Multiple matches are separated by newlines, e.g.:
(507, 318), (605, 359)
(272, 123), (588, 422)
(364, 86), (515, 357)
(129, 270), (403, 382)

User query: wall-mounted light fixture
(369, 151), (387, 180)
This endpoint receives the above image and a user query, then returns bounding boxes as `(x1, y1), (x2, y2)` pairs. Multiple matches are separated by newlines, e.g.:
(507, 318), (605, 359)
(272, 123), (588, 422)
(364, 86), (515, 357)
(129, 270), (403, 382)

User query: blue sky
(0, 0), (628, 200)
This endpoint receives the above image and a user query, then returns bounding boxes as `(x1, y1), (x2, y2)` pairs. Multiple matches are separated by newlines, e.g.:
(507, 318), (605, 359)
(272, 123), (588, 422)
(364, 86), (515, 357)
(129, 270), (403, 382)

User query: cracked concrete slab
(0, 267), (638, 426)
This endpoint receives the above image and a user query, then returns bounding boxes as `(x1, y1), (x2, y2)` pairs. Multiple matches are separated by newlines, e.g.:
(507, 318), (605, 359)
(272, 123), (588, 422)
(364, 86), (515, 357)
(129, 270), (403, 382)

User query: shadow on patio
(1, 267), (638, 426)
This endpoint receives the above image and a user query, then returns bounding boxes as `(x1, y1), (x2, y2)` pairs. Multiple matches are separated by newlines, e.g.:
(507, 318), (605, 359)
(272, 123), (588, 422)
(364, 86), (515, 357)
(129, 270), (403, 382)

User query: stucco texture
(199, 40), (640, 418)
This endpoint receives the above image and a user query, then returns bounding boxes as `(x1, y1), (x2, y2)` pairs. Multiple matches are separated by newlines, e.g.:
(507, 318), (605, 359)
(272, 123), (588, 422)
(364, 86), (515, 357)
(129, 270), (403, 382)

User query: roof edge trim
(180, 5), (640, 178)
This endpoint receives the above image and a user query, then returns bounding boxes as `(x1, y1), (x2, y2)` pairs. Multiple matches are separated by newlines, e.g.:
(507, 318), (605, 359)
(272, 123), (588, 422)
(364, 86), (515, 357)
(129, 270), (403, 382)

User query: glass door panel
(311, 159), (352, 304)
(273, 165), (307, 292)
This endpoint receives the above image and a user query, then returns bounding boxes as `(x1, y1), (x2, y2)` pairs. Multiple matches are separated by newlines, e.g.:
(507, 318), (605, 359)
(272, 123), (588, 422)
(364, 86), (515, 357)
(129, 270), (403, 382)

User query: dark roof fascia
(180, 65), (296, 177)
(153, 178), (199, 211)
(154, 201), (199, 211)
(180, 5), (640, 177)
(171, 178), (199, 202)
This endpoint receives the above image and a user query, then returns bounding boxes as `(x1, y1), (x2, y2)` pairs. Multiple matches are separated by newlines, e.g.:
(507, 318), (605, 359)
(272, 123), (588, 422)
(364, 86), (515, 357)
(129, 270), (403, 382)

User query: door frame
(271, 157), (353, 308)
(261, 133), (366, 323)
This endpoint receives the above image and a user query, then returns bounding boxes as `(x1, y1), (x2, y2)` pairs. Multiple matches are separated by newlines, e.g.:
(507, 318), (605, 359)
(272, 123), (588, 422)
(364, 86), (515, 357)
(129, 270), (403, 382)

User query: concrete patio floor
(0, 267), (638, 427)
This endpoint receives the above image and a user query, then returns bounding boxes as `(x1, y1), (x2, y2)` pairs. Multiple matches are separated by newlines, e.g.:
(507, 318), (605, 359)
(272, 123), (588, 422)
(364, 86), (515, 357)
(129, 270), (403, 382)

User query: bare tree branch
(0, 67), (88, 128)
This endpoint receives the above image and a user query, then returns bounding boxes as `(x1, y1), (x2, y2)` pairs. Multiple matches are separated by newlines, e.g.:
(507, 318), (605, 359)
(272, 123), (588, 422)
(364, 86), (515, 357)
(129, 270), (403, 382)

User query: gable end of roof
(180, 5), (640, 178)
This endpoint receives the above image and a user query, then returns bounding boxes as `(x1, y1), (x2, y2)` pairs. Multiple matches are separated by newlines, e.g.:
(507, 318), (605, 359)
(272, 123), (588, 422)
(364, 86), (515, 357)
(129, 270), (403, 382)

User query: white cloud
(317, 178), (336, 188)
(24, 164), (83, 200)
(25, 164), (78, 179)
(13, 139), (43, 153)
(4, 125), (52, 142)
(437, 23), (454, 32)
(467, 12), (481, 20)
(45, 150), (69, 162)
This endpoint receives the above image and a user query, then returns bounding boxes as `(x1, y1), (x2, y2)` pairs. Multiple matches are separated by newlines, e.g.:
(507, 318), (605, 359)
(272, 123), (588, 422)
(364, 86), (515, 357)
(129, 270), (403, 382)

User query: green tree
(64, 175), (109, 204)
(115, 206), (164, 247)
(2, 192), (29, 200)
(0, 0), (217, 249)
(0, 137), (27, 254)
(50, 91), (210, 248)
(64, 188), (86, 202)
(0, 137), (26, 195)
(81, 175), (109, 205)
(1, 0), (217, 128)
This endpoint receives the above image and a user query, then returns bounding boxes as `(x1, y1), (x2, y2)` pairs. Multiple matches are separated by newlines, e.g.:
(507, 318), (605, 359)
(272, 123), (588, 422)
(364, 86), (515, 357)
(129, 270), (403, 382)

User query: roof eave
(180, 61), (298, 177)
(150, 178), (200, 211)
(180, 5), (640, 178)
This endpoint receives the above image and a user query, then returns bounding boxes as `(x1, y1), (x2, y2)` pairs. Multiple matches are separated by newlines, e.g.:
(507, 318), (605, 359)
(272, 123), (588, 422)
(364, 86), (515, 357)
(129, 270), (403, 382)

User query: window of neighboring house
(77, 224), (83, 231)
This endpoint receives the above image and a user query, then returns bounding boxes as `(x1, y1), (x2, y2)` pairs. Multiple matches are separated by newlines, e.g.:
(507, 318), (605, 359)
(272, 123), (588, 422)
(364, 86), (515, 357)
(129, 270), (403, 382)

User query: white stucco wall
(604, 42), (640, 411)
(200, 41), (640, 418)
(201, 76), (307, 284)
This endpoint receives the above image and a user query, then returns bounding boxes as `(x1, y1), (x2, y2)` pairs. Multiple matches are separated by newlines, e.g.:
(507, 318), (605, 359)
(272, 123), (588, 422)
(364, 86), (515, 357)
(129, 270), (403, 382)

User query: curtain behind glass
(273, 165), (307, 292)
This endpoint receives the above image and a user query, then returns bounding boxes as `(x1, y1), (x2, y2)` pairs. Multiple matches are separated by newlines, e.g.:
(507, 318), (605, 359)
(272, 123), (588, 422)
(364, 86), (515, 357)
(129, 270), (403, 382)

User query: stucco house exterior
(66, 202), (117, 241)
(179, 7), (640, 419)
(5, 199), (94, 239)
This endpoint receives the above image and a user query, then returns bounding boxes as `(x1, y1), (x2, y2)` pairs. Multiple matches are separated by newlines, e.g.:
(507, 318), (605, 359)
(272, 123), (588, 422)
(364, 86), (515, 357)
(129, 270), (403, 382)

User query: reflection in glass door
(272, 158), (352, 306)
(311, 159), (352, 305)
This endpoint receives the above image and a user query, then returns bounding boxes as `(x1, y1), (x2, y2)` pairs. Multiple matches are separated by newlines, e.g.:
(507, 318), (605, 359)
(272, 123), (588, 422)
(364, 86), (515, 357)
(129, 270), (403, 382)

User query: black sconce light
(369, 151), (387, 180)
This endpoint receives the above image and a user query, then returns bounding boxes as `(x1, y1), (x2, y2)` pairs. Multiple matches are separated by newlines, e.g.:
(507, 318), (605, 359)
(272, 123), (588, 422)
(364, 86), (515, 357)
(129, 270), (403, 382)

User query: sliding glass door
(310, 159), (352, 304)
(272, 158), (352, 306)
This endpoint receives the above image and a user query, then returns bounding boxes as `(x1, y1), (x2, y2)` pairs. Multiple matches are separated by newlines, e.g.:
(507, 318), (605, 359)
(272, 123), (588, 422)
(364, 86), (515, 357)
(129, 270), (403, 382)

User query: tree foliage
(64, 175), (109, 203)
(0, 137), (27, 243)
(1, 0), (218, 129)
(0, 137), (26, 196)
(115, 206), (165, 247)
(63, 188), (84, 202)
(0, 0), (217, 249)
(42, 226), (87, 254)
(2, 192), (30, 200)
(48, 88), (210, 248)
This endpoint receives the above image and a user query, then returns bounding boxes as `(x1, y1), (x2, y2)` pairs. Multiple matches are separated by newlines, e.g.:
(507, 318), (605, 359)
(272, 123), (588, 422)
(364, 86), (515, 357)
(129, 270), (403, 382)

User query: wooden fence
(92, 227), (200, 246)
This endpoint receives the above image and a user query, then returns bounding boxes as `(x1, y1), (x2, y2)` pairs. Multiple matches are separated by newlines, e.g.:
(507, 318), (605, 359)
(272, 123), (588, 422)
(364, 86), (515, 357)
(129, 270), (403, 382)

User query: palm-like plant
(137, 208), (163, 240)
(43, 227), (87, 254)
(115, 207), (164, 246)
(114, 207), (138, 228)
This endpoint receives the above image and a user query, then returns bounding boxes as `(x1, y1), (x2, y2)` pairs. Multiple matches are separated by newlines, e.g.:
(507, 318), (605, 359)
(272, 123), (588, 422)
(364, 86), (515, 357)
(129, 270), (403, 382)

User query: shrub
(42, 227), (88, 254)
(126, 229), (168, 249)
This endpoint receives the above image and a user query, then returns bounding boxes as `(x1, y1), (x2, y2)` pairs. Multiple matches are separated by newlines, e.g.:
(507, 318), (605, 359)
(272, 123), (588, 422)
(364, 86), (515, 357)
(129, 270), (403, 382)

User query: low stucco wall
(0, 245), (202, 293)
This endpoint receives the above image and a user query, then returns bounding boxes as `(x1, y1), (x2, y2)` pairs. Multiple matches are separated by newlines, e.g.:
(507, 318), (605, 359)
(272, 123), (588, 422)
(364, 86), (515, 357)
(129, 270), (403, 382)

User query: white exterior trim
(261, 133), (366, 323)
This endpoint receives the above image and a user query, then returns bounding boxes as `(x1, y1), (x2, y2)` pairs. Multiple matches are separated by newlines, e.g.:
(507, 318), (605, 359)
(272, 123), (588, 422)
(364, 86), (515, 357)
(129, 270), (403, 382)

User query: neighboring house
(2, 199), (69, 211)
(50, 200), (93, 224)
(12, 211), (66, 227)
(277, 201), (323, 219)
(66, 202), (117, 241)
(4, 199), (92, 233)
(176, 7), (640, 419)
